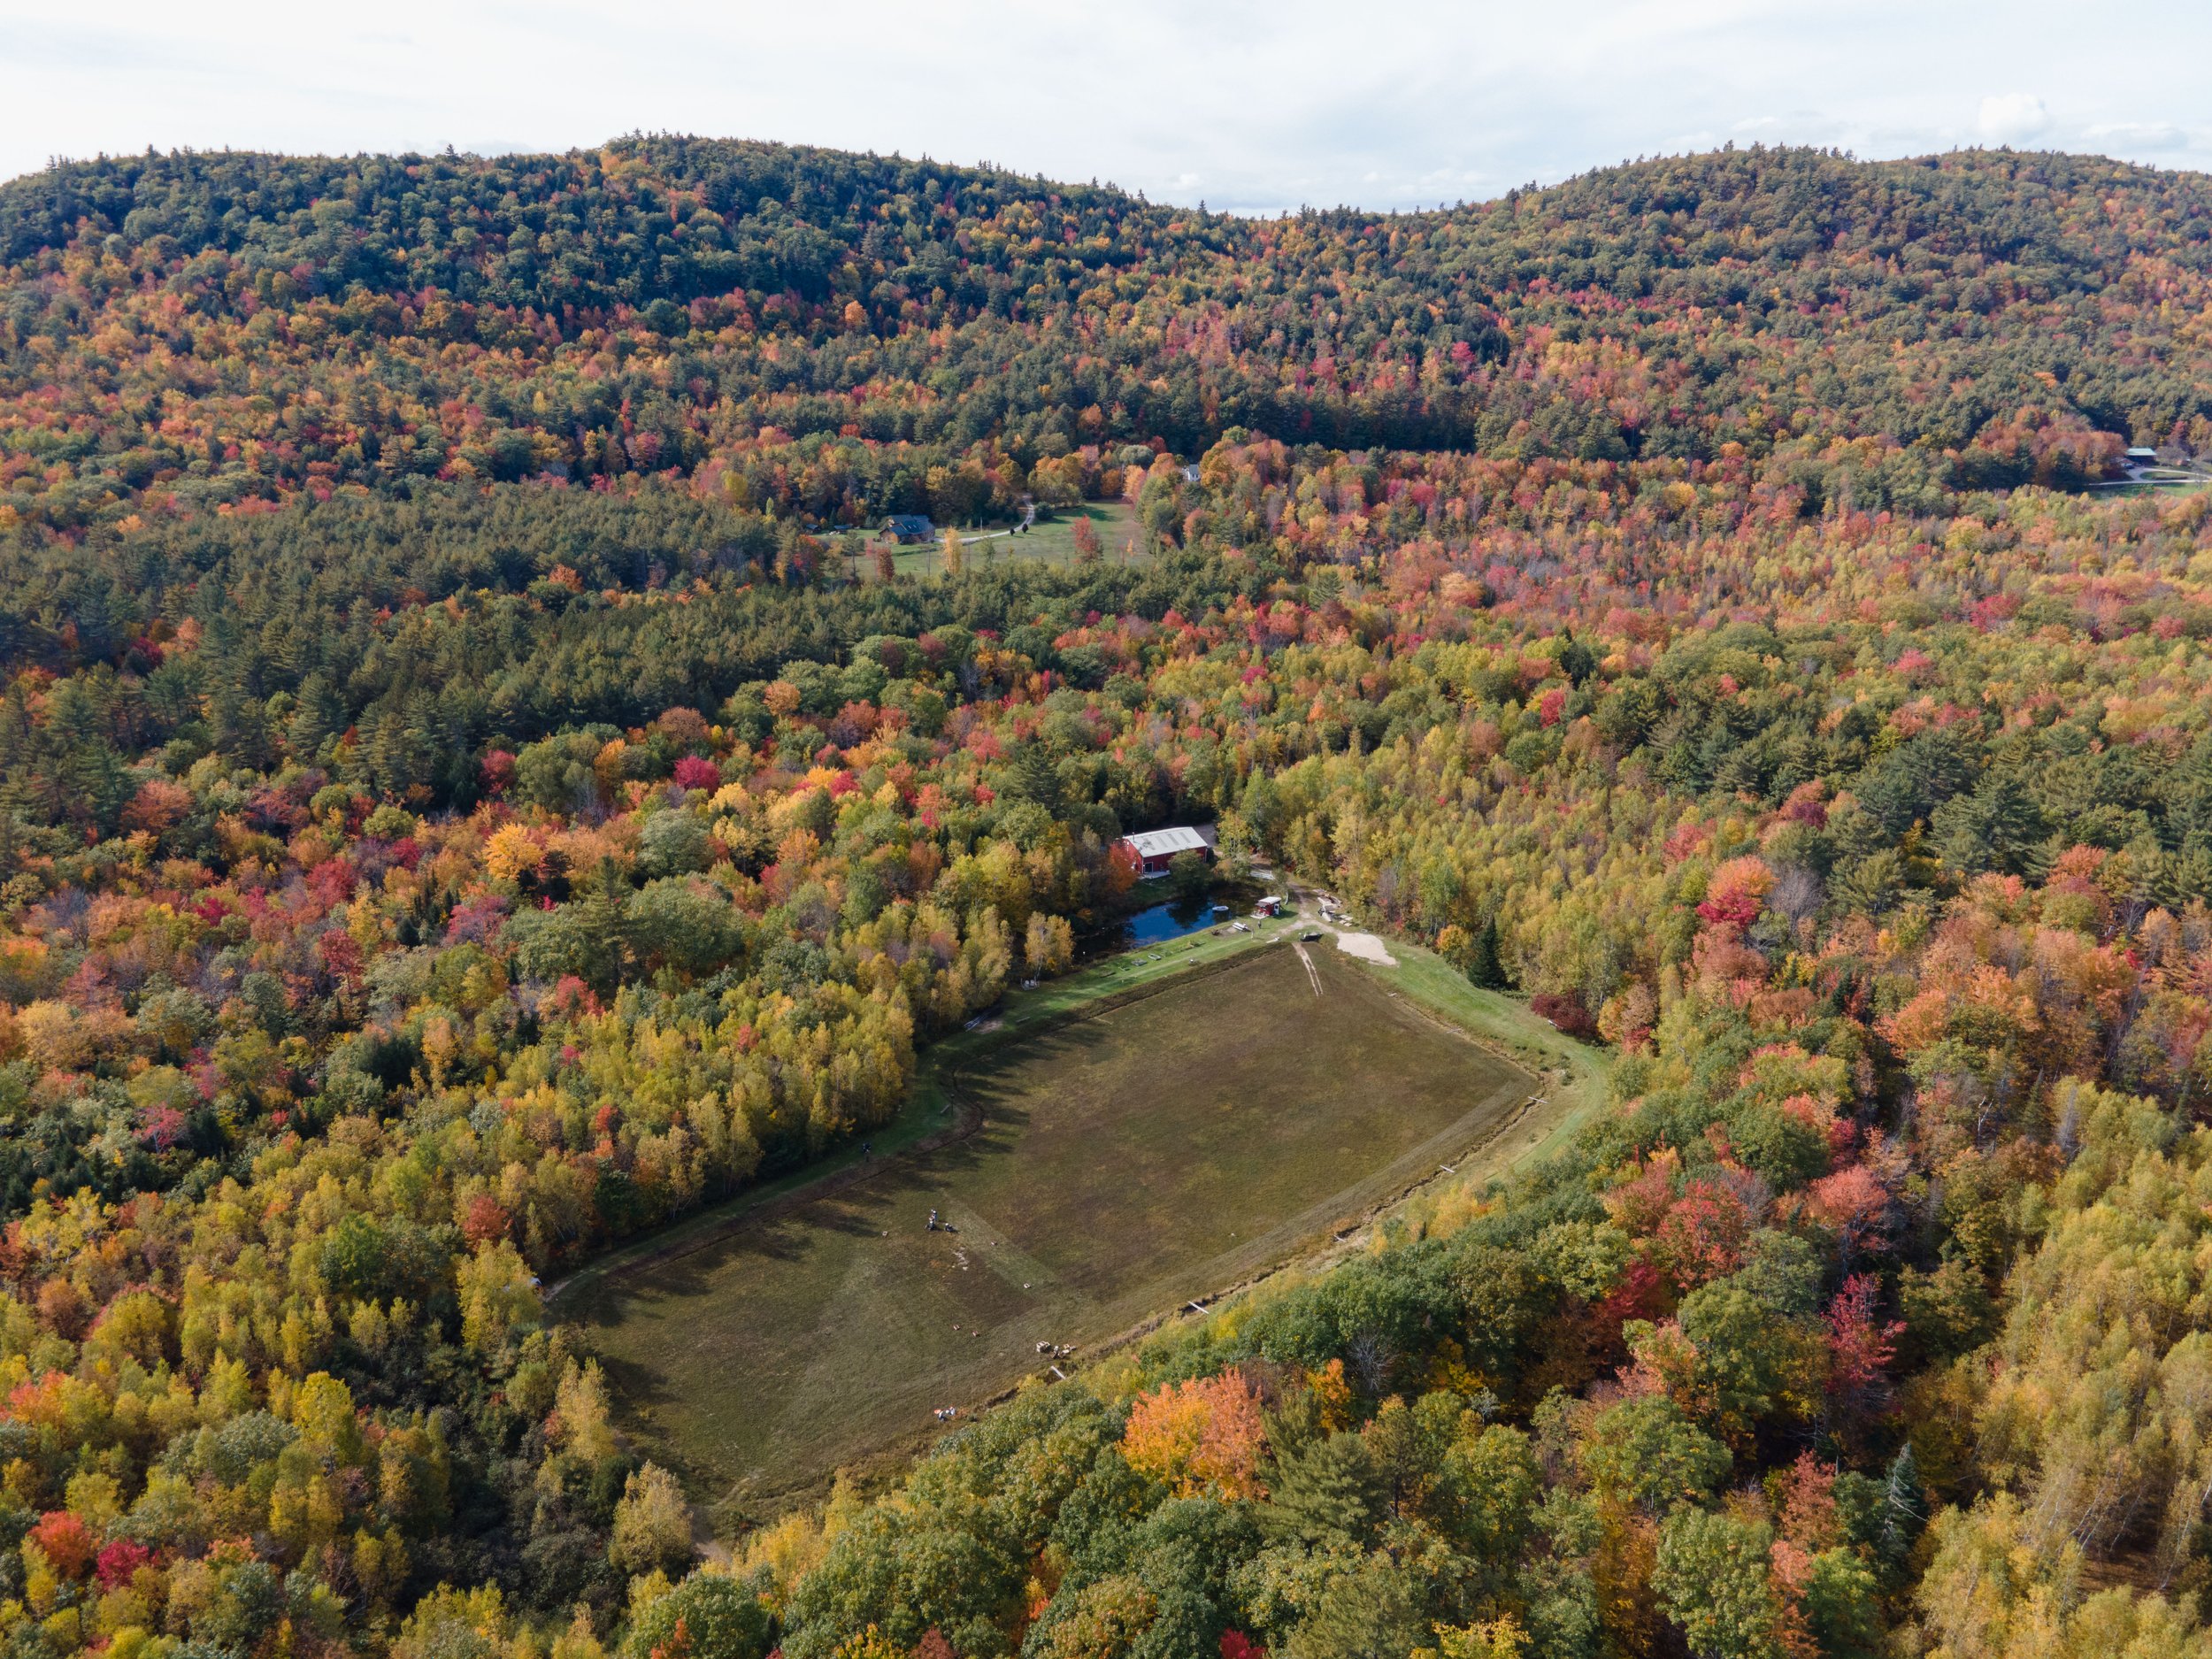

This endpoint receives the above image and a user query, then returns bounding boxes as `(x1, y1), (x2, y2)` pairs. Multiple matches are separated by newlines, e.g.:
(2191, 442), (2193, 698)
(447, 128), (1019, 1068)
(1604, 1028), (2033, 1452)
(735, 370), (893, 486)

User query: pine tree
(1878, 1442), (1926, 1570)
(1469, 914), (1507, 989)
(1559, 629), (1597, 686)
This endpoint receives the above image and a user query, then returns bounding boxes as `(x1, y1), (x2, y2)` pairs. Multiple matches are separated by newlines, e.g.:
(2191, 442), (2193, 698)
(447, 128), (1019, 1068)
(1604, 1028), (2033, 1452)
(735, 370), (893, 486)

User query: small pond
(1122, 897), (1232, 948)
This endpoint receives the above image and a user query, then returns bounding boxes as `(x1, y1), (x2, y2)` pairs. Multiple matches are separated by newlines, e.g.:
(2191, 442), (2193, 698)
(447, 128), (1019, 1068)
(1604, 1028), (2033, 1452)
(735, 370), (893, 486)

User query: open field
(2111, 477), (2212, 497)
(568, 938), (1529, 1521)
(841, 501), (1141, 580)
(1071, 904), (1620, 1402)
(543, 910), (1296, 1314)
(1006, 501), (1147, 566)
(2086, 464), (2212, 498)
(1344, 933), (1613, 1177)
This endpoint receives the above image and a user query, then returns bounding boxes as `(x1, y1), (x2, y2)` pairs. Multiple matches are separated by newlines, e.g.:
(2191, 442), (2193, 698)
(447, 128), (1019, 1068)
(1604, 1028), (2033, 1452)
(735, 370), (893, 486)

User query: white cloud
(3, 2), (2210, 208)
(1978, 92), (2050, 144)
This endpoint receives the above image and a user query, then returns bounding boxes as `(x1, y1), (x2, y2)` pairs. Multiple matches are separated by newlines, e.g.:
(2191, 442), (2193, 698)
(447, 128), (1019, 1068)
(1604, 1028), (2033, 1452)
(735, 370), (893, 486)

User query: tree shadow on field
(994, 1012), (1118, 1073)
(594, 1346), (687, 1420)
(574, 1214), (816, 1319)
(929, 1098), (1029, 1174)
(943, 1010), (1118, 1133)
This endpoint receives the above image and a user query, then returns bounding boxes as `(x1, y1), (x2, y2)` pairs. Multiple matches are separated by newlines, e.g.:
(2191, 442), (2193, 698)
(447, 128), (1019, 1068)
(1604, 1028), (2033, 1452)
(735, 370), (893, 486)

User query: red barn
(1118, 825), (1218, 877)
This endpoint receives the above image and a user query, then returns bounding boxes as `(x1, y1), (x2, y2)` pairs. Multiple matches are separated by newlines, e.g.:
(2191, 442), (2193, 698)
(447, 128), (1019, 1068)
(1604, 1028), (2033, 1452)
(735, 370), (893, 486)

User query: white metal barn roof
(1120, 826), (1217, 859)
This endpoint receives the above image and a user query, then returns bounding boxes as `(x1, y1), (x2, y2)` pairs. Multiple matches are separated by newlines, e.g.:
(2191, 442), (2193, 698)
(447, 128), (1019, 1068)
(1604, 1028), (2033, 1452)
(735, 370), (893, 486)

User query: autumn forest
(0, 134), (2210, 1659)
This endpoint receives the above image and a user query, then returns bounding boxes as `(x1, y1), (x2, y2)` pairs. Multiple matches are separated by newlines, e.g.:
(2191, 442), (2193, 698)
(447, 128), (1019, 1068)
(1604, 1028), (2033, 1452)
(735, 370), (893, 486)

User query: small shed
(880, 514), (935, 543)
(1118, 825), (1218, 877)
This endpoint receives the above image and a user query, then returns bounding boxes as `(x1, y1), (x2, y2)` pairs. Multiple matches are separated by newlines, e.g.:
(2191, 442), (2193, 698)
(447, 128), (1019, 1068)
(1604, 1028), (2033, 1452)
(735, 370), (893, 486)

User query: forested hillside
(0, 136), (2210, 1659)
(5, 137), (2212, 542)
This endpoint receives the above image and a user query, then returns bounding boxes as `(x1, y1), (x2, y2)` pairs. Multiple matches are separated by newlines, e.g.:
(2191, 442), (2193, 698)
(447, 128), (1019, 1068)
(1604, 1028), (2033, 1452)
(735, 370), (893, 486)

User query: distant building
(2125, 448), (2159, 464)
(1118, 825), (1218, 877)
(880, 514), (935, 543)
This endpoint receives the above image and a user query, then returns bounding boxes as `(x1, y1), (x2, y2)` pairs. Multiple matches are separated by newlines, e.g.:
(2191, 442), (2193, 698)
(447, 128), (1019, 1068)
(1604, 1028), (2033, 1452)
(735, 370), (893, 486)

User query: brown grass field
(568, 941), (1530, 1523)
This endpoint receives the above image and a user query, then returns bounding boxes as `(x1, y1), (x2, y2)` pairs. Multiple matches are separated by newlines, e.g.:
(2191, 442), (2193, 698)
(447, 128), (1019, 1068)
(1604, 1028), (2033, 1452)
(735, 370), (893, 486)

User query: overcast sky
(4, 0), (2209, 212)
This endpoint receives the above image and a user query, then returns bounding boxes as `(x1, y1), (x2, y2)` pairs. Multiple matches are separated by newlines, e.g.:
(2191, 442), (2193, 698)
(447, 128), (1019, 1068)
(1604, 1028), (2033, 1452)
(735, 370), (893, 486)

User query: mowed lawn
(570, 942), (1528, 1520)
(842, 502), (1141, 580)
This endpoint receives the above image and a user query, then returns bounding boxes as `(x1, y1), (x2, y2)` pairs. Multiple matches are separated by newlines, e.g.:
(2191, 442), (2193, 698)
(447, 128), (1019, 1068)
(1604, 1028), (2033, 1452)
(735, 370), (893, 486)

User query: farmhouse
(879, 514), (935, 542)
(1119, 824), (1217, 877)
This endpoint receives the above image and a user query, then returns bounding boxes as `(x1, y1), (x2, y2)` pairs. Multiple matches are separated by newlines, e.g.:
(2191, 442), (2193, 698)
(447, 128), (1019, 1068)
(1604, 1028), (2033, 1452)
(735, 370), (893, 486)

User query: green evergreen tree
(1878, 1442), (1927, 1571)
(1468, 914), (1507, 989)
(1263, 1433), (1386, 1551)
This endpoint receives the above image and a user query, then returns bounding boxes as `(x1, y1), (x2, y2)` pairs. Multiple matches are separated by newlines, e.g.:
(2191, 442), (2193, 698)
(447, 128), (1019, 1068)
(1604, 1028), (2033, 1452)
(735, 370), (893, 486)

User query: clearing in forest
(569, 941), (1528, 1520)
(848, 501), (1141, 579)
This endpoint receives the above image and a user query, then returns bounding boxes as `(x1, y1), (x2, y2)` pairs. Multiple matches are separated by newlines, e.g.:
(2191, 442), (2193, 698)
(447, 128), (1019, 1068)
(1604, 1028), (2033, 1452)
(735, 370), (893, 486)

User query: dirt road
(1284, 886), (1399, 965)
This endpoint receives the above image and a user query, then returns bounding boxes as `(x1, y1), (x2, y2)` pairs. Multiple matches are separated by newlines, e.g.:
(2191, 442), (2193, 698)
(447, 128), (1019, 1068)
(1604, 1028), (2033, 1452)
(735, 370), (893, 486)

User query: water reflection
(1121, 898), (1228, 948)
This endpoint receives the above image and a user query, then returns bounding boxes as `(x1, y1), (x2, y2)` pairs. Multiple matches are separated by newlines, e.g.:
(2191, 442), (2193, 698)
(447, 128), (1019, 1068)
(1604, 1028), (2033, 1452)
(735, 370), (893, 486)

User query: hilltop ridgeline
(3, 138), (2208, 539)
